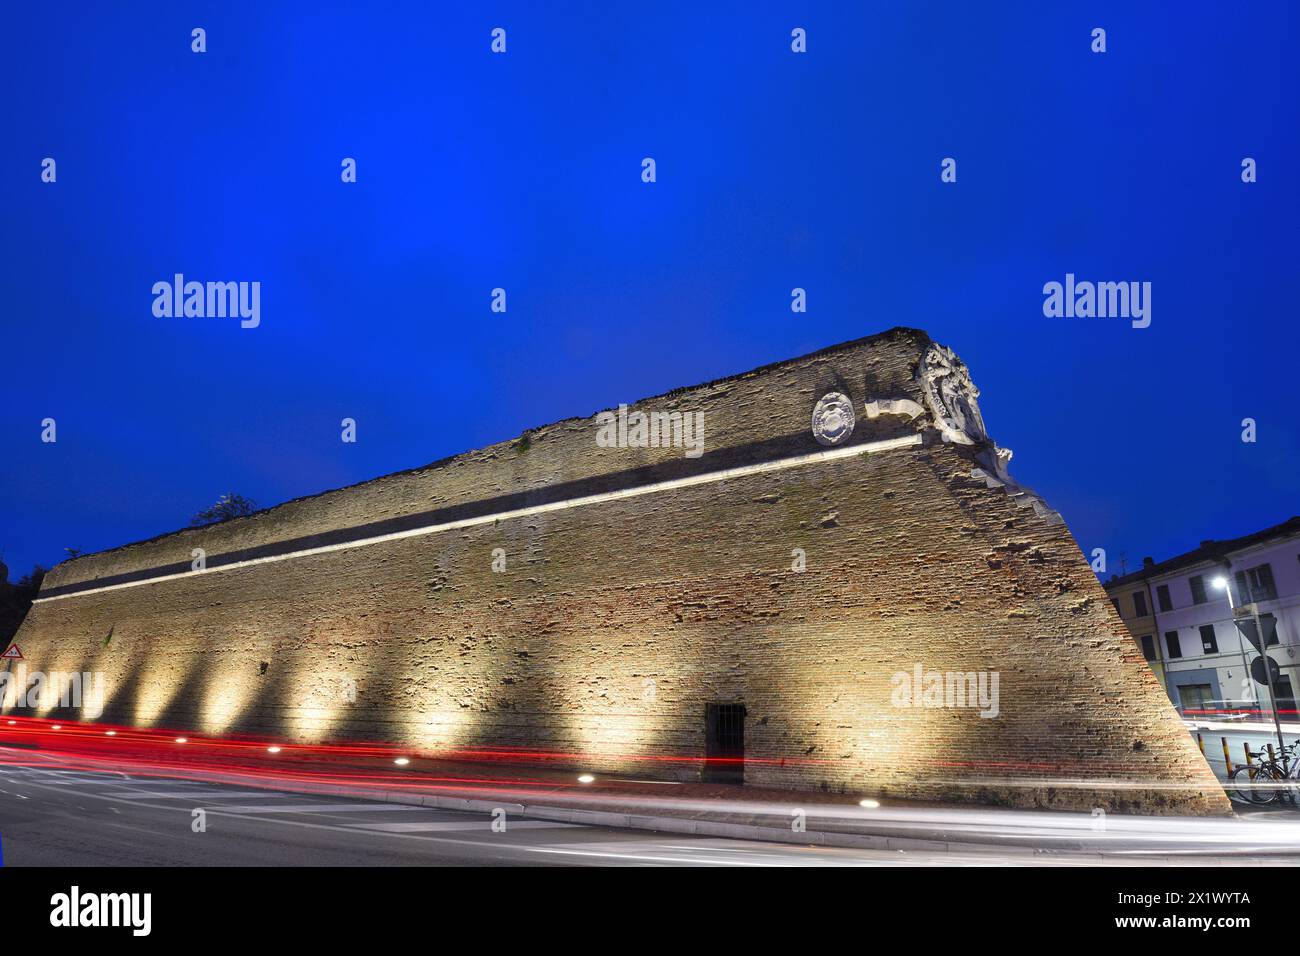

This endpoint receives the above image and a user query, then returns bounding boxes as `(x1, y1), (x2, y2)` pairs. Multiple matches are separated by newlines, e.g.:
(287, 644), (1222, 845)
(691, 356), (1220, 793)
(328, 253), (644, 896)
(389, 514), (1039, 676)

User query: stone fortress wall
(7, 327), (1230, 814)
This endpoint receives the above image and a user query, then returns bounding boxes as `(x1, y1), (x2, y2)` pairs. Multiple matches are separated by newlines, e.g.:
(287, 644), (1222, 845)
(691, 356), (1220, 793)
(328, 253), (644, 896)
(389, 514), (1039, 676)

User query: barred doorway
(703, 703), (745, 784)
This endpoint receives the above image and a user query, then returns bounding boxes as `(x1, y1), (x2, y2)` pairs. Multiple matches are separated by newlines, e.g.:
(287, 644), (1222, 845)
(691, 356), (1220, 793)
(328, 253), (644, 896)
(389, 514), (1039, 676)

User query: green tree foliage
(191, 493), (258, 527)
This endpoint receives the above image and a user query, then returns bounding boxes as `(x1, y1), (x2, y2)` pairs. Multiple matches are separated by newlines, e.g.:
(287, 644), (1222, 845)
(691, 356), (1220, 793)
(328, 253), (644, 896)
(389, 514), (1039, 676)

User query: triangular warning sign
(1, 645), (22, 660)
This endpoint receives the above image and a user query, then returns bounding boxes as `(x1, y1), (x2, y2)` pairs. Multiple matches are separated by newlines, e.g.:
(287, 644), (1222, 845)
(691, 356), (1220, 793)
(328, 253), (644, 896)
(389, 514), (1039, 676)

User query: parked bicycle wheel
(1231, 764), (1283, 805)
(1228, 765), (1263, 804)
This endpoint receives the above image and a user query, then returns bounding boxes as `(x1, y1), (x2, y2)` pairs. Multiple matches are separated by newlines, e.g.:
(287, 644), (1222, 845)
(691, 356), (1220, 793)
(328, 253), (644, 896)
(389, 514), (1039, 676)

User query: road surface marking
(349, 820), (583, 833)
(111, 789), (293, 799)
(214, 802), (425, 814)
(524, 844), (799, 866)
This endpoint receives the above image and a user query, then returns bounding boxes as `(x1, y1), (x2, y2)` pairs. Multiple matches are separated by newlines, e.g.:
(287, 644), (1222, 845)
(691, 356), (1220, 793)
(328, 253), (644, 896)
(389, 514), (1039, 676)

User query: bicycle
(1228, 743), (1299, 805)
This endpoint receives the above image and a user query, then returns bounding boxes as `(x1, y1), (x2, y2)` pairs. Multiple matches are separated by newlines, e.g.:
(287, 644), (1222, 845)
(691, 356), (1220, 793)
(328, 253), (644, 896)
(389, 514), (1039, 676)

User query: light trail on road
(2, 712), (1299, 864)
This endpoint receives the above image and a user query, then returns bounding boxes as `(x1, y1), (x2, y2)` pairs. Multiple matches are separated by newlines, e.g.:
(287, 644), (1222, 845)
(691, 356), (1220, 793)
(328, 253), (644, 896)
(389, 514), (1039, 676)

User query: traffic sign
(1234, 615), (1278, 653)
(0, 645), (22, 660)
(1251, 654), (1282, 688)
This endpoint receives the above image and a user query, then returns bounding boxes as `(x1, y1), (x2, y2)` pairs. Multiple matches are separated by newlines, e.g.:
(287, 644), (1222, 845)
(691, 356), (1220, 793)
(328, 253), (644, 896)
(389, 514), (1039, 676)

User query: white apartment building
(1104, 517), (1300, 720)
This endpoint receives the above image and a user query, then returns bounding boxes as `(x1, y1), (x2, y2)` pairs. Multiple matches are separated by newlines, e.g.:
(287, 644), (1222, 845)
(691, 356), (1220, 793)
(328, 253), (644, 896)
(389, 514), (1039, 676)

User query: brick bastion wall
(6, 327), (1229, 814)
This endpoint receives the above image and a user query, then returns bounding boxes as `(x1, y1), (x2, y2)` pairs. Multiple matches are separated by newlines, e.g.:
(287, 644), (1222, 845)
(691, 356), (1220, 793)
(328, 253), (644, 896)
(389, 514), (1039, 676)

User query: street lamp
(1213, 574), (1286, 757)
(1211, 577), (1252, 713)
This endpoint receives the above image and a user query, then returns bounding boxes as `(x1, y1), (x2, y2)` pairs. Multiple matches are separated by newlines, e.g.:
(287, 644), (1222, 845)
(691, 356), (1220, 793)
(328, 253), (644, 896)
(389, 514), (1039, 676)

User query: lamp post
(1213, 576), (1253, 711)
(1213, 574), (1286, 757)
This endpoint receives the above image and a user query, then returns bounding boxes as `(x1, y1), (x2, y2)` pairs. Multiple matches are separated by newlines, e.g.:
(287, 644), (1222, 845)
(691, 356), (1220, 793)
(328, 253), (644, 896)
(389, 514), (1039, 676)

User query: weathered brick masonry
(8, 327), (1229, 814)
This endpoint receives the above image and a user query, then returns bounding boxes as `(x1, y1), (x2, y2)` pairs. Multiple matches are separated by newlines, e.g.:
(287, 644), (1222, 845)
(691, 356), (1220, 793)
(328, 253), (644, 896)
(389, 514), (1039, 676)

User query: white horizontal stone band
(34, 433), (924, 605)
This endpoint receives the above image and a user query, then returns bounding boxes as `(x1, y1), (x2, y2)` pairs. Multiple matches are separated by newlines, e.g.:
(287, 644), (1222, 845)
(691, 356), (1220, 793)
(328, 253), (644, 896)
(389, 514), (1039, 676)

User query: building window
(1189, 575), (1208, 605)
(1199, 624), (1219, 654)
(1235, 563), (1278, 602)
(1139, 635), (1156, 661)
(1178, 684), (1215, 715)
(1156, 584), (1172, 612)
(1166, 631), (1183, 658)
(1133, 591), (1148, 618)
(1274, 676), (1297, 717)
(1112, 597), (1122, 616)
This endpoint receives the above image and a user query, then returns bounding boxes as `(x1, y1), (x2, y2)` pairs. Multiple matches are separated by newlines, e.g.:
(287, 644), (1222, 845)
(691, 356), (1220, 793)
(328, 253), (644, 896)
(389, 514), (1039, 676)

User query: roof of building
(1105, 515), (1300, 590)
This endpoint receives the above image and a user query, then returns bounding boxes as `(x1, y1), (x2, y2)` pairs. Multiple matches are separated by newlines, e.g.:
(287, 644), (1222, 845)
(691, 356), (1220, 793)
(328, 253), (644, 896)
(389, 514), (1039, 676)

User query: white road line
(215, 802), (426, 814)
(658, 844), (773, 854)
(15, 767), (124, 779)
(349, 820), (583, 833)
(523, 845), (805, 866)
(110, 790), (293, 800)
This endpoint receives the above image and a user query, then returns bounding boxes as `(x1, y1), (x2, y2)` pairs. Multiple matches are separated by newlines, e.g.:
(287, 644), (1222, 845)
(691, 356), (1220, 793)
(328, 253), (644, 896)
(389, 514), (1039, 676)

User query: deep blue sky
(2, 2), (1297, 580)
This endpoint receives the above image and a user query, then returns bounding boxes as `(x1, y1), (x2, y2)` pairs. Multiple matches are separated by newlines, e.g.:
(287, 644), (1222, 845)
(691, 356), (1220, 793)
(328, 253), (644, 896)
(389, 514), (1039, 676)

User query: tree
(0, 563), (46, 646)
(191, 493), (258, 527)
(15, 566), (45, 590)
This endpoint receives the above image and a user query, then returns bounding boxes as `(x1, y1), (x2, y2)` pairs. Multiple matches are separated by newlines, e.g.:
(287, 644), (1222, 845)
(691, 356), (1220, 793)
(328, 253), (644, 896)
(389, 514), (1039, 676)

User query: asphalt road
(0, 761), (900, 867)
(3, 760), (1298, 866)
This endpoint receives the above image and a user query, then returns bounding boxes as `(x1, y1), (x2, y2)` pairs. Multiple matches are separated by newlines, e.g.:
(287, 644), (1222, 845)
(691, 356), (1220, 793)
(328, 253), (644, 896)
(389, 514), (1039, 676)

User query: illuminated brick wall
(8, 327), (1230, 814)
